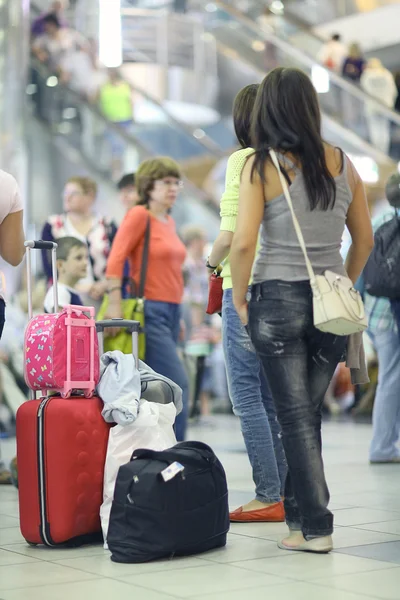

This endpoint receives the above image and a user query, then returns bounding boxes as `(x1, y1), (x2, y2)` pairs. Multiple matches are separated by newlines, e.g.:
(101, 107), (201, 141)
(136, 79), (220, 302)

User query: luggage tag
(161, 461), (185, 482)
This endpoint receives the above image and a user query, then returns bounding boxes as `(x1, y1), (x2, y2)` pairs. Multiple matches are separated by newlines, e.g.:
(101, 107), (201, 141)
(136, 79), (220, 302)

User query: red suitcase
(17, 240), (140, 546)
(17, 395), (110, 546)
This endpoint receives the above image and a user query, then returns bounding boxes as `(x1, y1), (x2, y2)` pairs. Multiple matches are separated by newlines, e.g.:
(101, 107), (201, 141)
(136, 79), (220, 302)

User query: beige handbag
(269, 149), (368, 336)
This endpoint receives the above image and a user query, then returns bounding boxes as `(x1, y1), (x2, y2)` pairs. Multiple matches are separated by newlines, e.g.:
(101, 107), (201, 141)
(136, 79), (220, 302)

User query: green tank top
(99, 82), (133, 122)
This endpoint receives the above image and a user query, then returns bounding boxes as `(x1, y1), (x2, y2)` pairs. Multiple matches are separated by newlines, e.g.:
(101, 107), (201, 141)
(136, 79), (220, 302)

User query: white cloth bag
(100, 400), (177, 547)
(269, 149), (368, 336)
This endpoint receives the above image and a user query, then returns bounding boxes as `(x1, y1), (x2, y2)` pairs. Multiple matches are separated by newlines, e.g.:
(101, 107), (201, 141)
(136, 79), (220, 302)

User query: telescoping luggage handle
(96, 319), (140, 364)
(25, 240), (58, 400)
(25, 240), (58, 318)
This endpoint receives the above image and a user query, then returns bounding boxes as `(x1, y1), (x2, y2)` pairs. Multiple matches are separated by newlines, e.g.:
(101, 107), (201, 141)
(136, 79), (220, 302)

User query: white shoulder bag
(269, 149), (367, 336)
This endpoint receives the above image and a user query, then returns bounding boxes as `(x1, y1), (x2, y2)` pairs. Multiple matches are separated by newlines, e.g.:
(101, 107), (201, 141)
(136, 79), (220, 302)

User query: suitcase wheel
(84, 389), (94, 398)
(61, 390), (71, 399)
(27, 542), (38, 547)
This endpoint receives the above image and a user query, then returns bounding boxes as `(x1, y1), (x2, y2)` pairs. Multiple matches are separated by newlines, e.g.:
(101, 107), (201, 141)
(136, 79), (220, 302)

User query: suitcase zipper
(37, 397), (55, 546)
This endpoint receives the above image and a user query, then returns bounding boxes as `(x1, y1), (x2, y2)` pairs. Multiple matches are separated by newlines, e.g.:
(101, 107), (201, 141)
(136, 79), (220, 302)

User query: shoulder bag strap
(138, 215), (151, 299)
(268, 149), (317, 286)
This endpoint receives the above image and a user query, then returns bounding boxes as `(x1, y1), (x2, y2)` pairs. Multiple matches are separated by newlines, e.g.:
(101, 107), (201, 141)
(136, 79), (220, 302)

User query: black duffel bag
(107, 441), (230, 563)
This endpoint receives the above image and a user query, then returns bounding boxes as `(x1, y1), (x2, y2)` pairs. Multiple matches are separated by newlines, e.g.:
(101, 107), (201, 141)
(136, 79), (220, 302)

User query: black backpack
(363, 213), (400, 299)
(107, 441), (230, 563)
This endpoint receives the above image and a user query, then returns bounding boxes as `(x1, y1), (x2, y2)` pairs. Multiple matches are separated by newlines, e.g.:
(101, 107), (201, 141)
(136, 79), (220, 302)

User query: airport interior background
(1, 0), (400, 599)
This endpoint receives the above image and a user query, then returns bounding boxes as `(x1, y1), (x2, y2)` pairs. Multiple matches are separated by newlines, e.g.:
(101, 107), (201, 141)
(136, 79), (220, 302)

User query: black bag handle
(138, 216), (151, 299)
(131, 442), (216, 467)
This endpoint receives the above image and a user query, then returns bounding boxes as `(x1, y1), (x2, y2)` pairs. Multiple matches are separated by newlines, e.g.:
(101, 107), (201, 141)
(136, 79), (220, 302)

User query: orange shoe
(229, 501), (285, 523)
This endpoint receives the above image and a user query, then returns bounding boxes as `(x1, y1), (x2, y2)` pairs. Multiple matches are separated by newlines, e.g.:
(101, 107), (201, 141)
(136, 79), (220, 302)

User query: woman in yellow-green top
(207, 84), (287, 523)
(98, 69), (133, 177)
(99, 69), (133, 124)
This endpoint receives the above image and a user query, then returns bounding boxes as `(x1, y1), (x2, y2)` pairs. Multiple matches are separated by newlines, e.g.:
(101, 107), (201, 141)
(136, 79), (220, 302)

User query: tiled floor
(1, 416), (400, 600)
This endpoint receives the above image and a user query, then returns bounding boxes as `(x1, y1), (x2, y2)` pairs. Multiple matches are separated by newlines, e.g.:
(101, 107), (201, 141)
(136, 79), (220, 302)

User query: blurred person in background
(318, 33), (347, 73)
(31, 0), (69, 37)
(202, 155), (229, 209)
(117, 173), (139, 299)
(59, 42), (106, 100)
(342, 43), (365, 83)
(256, 6), (281, 70)
(41, 176), (116, 308)
(361, 58), (397, 155)
(207, 83), (287, 523)
(182, 226), (217, 419)
(394, 72), (400, 113)
(364, 173), (400, 464)
(32, 13), (85, 73)
(105, 157), (189, 441)
(0, 272), (47, 436)
(0, 170), (25, 484)
(230, 68), (373, 552)
(31, 12), (85, 121)
(389, 72), (400, 159)
(118, 173), (139, 211)
(98, 69), (134, 180)
(341, 43), (366, 130)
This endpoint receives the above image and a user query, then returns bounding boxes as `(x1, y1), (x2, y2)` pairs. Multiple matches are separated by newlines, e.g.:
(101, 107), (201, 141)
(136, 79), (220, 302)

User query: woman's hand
(104, 301), (123, 337)
(234, 298), (248, 326)
(89, 280), (109, 301)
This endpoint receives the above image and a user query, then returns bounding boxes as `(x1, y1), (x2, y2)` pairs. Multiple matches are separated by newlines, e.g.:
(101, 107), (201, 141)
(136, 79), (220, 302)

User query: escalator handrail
(212, 0), (400, 127)
(30, 57), (219, 214)
(116, 71), (225, 158)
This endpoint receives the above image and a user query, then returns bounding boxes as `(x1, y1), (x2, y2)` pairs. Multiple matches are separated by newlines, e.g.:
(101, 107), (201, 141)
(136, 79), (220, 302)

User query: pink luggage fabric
(24, 304), (99, 398)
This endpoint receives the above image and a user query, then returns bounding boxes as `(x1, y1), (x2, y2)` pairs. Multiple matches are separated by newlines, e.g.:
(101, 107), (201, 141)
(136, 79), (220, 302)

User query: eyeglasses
(155, 178), (184, 189)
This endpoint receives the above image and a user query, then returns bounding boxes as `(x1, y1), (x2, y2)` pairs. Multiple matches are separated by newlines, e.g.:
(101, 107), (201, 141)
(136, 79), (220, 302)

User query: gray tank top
(253, 153), (352, 284)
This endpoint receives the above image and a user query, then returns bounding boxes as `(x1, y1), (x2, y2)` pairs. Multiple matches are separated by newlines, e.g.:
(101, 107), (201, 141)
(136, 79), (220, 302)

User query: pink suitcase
(24, 240), (99, 398)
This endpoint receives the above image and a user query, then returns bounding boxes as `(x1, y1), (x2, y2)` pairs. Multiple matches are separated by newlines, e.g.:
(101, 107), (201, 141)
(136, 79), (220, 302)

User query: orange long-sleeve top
(106, 205), (187, 304)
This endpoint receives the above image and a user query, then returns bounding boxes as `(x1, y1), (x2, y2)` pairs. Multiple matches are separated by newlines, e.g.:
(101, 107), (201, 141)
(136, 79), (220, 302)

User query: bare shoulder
(323, 144), (345, 176)
(240, 153), (259, 182)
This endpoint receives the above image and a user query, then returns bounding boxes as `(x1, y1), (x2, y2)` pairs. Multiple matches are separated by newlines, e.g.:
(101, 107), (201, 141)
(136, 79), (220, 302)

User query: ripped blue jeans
(248, 280), (347, 537)
(222, 289), (287, 503)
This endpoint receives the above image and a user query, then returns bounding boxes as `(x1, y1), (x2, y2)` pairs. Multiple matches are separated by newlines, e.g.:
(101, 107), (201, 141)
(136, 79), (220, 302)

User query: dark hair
(233, 84), (259, 148)
(117, 173), (135, 190)
(136, 157), (181, 206)
(250, 67), (338, 211)
(332, 33), (341, 41)
(43, 13), (61, 28)
(56, 236), (86, 262)
(385, 173), (400, 208)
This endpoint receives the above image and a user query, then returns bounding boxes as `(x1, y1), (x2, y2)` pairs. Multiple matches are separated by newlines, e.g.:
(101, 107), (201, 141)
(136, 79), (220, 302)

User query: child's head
(181, 225), (207, 259)
(56, 237), (88, 285)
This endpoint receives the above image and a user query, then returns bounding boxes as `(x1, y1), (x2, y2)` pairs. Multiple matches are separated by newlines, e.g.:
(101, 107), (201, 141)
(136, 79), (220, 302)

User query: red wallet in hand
(206, 273), (223, 315)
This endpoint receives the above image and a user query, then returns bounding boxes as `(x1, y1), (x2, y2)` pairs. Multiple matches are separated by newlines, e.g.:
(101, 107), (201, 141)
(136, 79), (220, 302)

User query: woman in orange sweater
(105, 157), (188, 440)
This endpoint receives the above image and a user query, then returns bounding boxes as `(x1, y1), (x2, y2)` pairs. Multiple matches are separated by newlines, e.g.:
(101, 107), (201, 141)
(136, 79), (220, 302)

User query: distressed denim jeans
(248, 281), (347, 537)
(222, 289), (287, 503)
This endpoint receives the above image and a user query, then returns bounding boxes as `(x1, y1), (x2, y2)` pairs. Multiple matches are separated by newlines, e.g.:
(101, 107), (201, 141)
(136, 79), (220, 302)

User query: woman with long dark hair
(207, 84), (287, 522)
(230, 68), (373, 552)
